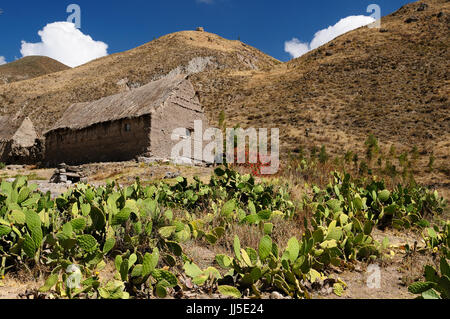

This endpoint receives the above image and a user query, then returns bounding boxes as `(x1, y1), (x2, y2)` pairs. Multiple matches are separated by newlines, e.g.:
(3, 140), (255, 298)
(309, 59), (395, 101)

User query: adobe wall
(45, 116), (151, 166)
(150, 81), (209, 163)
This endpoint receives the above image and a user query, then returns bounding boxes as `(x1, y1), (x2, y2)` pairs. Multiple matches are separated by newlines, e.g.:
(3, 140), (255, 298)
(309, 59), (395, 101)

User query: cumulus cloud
(20, 22), (108, 67)
(284, 39), (310, 60)
(285, 15), (375, 59)
(0, 56), (6, 65)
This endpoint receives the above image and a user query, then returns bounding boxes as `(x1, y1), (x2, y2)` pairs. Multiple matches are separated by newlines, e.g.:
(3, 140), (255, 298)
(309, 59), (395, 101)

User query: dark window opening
(187, 128), (195, 137)
(125, 124), (131, 132)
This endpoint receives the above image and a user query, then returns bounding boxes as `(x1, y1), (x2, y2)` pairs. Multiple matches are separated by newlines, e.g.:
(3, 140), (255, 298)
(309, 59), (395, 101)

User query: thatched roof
(47, 74), (191, 132)
(0, 116), (38, 146)
(0, 116), (17, 141)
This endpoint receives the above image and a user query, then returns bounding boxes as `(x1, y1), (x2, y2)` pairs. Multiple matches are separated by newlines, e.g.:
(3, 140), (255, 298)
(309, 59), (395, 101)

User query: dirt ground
(315, 228), (437, 299)
(0, 228), (433, 299)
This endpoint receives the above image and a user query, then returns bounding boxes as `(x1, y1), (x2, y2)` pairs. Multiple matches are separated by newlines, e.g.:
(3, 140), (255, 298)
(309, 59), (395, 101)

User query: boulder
(417, 3), (428, 12)
(164, 171), (180, 179)
(405, 16), (419, 23)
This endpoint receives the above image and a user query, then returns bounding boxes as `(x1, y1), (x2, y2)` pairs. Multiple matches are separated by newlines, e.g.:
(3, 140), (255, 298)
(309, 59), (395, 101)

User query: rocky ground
(0, 226), (434, 299)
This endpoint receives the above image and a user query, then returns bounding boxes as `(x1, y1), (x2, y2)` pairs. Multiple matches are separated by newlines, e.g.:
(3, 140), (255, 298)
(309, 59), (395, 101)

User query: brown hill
(191, 0), (449, 186)
(0, 0), (448, 187)
(0, 56), (70, 84)
(0, 31), (279, 132)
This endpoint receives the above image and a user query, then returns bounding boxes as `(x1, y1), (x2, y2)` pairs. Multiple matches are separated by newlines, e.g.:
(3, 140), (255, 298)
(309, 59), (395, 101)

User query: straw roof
(0, 116), (18, 141)
(0, 116), (38, 145)
(47, 74), (190, 132)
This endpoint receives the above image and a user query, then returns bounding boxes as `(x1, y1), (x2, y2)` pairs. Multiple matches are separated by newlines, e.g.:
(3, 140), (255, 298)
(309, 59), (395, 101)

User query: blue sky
(0, 0), (414, 65)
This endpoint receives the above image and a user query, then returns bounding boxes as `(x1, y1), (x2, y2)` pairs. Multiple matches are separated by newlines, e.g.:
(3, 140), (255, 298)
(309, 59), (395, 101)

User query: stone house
(0, 116), (42, 164)
(44, 75), (209, 165)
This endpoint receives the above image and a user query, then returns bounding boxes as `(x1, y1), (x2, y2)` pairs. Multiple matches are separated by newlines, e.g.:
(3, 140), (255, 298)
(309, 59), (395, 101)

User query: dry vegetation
(193, 0), (449, 191)
(0, 31), (279, 132)
(0, 56), (70, 84)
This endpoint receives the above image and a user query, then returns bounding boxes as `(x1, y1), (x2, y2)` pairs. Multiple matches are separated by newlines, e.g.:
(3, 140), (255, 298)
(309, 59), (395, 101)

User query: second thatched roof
(0, 116), (39, 147)
(46, 74), (191, 133)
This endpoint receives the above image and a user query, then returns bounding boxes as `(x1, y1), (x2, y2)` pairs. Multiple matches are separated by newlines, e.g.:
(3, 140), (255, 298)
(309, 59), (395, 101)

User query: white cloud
(0, 56), (6, 65)
(285, 15), (376, 59)
(20, 22), (108, 67)
(284, 39), (309, 60)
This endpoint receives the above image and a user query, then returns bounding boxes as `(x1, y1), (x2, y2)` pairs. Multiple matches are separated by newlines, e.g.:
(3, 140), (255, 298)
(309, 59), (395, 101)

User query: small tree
(352, 153), (359, 169)
(411, 145), (419, 162)
(388, 164), (397, 181)
(365, 134), (379, 162)
(344, 150), (353, 164)
(218, 110), (226, 131)
(377, 156), (383, 168)
(398, 152), (409, 170)
(294, 146), (305, 160)
(310, 146), (318, 161)
(359, 161), (368, 175)
(389, 144), (397, 159)
(428, 153), (435, 172)
(319, 145), (329, 164)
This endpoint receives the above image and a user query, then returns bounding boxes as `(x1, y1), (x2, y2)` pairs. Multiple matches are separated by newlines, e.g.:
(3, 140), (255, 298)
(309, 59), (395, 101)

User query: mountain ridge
(0, 56), (70, 84)
(0, 0), (448, 186)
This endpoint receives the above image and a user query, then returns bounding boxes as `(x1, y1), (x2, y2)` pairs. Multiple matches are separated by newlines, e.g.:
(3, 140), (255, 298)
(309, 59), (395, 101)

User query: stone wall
(0, 139), (44, 165)
(44, 116), (151, 166)
(150, 80), (209, 163)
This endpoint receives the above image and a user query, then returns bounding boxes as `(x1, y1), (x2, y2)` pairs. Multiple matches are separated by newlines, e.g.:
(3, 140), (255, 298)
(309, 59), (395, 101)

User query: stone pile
(49, 163), (87, 184)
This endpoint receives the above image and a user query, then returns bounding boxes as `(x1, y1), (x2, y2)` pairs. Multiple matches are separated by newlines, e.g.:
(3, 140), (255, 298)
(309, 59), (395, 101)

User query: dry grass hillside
(192, 0), (449, 188)
(0, 0), (448, 189)
(0, 31), (279, 132)
(0, 56), (70, 84)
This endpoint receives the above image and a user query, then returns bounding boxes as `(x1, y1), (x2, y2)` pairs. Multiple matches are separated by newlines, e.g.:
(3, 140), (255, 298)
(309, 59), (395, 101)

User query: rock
(137, 156), (167, 164)
(270, 291), (284, 299)
(354, 264), (363, 273)
(379, 28), (389, 33)
(405, 16), (419, 23)
(57, 163), (67, 169)
(50, 165), (84, 184)
(67, 165), (82, 173)
(196, 27), (204, 32)
(164, 171), (180, 179)
(417, 3), (428, 12)
(6, 165), (24, 170)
